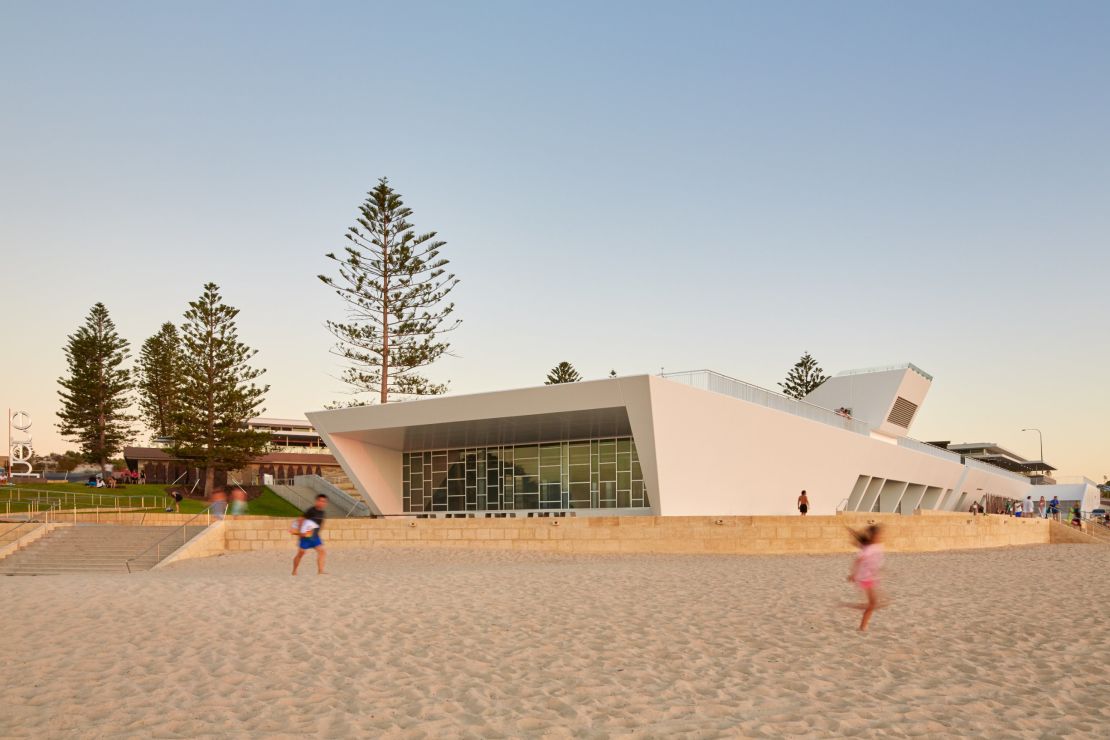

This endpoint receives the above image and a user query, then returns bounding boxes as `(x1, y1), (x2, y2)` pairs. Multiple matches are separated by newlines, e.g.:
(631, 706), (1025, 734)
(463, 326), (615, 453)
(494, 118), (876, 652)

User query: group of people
(84, 470), (145, 488)
(971, 494), (1084, 527)
(209, 488), (250, 519)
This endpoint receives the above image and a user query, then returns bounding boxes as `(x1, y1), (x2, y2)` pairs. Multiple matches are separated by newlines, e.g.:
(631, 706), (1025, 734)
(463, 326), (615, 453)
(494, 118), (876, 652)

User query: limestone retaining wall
(209, 512), (1057, 557)
(154, 521), (227, 568)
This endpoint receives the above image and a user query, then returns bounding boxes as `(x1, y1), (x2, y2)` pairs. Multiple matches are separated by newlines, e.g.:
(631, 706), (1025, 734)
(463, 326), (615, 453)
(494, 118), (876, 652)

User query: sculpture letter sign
(9, 410), (34, 477)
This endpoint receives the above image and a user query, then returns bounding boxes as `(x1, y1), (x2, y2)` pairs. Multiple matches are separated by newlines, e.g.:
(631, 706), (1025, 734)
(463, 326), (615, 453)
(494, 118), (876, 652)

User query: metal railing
(293, 475), (372, 518)
(0, 520), (42, 547)
(896, 437), (964, 462)
(1, 487), (167, 511)
(661, 370), (872, 436)
(962, 456), (1032, 483)
(124, 505), (215, 574)
(1051, 476), (1101, 487)
(392, 506), (653, 519)
(834, 363), (934, 381)
(2, 499), (62, 521)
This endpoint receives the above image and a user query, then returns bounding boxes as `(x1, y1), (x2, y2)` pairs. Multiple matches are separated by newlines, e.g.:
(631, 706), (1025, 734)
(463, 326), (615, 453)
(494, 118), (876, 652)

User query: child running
(848, 524), (884, 631)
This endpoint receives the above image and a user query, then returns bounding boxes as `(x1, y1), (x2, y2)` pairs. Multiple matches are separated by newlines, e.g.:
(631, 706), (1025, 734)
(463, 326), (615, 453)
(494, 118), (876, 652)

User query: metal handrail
(0, 519), (45, 547)
(962, 456), (1031, 483)
(386, 506), (653, 519)
(896, 437), (964, 462)
(124, 505), (215, 574)
(835, 363), (934, 381)
(1, 499), (61, 523)
(290, 475), (372, 518)
(2, 486), (168, 511)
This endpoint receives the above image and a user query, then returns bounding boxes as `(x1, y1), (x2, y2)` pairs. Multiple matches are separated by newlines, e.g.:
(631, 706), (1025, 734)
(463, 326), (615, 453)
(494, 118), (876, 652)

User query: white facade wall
(309, 375), (1050, 518)
(641, 376), (1032, 516)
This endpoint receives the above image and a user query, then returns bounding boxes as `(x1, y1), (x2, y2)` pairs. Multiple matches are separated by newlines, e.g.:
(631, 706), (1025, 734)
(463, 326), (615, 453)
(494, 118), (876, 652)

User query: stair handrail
(124, 504), (215, 574)
(1, 499), (61, 523)
(293, 474), (372, 518)
(0, 508), (56, 547)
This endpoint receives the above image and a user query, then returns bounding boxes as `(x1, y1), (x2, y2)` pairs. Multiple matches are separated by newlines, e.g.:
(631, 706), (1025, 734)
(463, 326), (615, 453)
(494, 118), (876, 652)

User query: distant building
(246, 417), (328, 452)
(926, 442), (1057, 484)
(124, 416), (344, 488)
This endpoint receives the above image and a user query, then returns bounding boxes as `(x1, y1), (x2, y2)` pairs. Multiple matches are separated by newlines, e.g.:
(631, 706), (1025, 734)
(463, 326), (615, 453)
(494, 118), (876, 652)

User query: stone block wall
(209, 512), (1057, 557)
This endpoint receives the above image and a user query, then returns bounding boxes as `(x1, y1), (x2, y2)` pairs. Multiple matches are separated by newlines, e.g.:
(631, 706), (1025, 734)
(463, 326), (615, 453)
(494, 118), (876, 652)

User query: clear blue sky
(2, 1), (1107, 478)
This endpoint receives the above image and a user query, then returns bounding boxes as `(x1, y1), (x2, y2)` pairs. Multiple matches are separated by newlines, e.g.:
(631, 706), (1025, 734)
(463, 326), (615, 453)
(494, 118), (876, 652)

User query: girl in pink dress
(848, 525), (884, 631)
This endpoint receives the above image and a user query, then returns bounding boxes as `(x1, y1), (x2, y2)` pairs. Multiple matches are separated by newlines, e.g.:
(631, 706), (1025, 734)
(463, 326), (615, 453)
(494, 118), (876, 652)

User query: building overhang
(331, 406), (632, 451)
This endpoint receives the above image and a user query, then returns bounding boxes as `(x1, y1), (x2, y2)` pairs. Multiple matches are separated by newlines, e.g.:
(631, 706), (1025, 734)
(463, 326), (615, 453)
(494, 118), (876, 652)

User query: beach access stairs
(269, 474), (373, 517)
(0, 523), (208, 576)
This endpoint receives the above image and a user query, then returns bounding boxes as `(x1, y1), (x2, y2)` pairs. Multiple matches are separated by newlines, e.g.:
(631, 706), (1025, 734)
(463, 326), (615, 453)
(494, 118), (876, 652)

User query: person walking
(230, 488), (248, 517)
(1049, 495), (1060, 522)
(292, 494), (329, 576)
(797, 490), (810, 517)
(1025, 496), (1035, 520)
(1038, 495), (1047, 519)
(1070, 504), (1082, 528)
(210, 489), (228, 520)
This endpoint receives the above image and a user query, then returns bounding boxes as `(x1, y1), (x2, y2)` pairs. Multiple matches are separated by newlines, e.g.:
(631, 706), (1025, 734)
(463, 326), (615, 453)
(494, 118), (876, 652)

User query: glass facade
(401, 437), (649, 513)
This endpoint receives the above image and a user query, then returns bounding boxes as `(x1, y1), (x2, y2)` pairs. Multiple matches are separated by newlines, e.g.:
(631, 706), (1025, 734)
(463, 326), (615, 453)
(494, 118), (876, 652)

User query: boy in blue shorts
(292, 494), (328, 575)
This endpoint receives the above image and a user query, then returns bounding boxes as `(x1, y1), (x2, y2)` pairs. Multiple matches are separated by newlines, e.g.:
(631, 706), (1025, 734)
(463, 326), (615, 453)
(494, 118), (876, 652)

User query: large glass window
(401, 437), (649, 513)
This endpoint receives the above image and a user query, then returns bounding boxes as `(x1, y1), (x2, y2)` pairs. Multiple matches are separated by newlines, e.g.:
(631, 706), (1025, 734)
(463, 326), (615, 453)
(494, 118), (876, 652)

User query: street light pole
(1022, 428), (1044, 462)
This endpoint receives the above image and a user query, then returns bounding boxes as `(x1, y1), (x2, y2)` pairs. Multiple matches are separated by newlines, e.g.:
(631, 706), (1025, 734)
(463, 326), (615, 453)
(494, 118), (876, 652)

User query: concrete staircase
(270, 474), (373, 517)
(0, 524), (208, 576)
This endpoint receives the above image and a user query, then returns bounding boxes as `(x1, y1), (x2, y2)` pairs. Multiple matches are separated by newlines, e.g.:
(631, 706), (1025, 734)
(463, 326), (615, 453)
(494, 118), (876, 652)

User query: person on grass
(848, 525), (884, 631)
(292, 494), (329, 575)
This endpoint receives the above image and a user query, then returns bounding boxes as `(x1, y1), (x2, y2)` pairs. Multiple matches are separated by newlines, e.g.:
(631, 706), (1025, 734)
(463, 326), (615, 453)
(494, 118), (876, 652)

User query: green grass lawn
(5, 481), (174, 497)
(175, 488), (301, 517)
(2, 482), (300, 517)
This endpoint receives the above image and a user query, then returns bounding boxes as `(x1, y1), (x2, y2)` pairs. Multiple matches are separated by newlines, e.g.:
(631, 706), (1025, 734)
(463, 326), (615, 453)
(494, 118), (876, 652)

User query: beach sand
(2, 544), (1108, 737)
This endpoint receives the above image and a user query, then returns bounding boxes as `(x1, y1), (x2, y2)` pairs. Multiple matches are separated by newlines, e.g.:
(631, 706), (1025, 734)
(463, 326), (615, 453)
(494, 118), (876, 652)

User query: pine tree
(778, 351), (829, 399)
(173, 283), (270, 497)
(136, 322), (184, 441)
(56, 303), (134, 472)
(545, 361), (582, 384)
(319, 177), (460, 404)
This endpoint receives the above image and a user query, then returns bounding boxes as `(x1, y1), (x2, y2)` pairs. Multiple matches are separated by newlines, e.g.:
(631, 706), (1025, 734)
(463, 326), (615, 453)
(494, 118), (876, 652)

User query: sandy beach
(2, 544), (1108, 738)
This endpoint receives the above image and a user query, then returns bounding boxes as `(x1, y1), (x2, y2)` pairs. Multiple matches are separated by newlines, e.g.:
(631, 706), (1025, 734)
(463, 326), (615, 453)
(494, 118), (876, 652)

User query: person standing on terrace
(797, 490), (810, 516)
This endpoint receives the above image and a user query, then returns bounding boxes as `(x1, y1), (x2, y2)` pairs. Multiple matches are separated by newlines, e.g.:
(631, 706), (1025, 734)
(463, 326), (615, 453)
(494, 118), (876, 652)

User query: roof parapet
(835, 363), (933, 381)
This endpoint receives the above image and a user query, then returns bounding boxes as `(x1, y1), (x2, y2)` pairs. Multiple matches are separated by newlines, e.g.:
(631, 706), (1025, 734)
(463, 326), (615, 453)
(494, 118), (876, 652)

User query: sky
(1, 1), (1107, 479)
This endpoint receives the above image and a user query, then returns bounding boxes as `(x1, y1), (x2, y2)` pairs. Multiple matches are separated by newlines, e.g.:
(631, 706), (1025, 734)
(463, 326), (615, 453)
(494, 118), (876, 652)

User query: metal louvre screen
(886, 396), (918, 428)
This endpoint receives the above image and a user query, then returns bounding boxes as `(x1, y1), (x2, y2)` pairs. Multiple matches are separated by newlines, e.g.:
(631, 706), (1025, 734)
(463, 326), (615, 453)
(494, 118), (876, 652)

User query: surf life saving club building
(308, 365), (1100, 518)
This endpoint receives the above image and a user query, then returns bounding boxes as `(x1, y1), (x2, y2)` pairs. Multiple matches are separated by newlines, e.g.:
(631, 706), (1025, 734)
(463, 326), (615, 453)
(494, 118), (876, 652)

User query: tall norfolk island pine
(56, 303), (135, 472)
(173, 283), (270, 497)
(545, 361), (582, 384)
(320, 178), (460, 404)
(778, 351), (830, 399)
(136, 322), (184, 441)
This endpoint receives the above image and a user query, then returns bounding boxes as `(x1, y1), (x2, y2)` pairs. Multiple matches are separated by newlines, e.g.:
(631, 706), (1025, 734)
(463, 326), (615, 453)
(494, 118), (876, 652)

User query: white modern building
(307, 364), (1102, 518)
